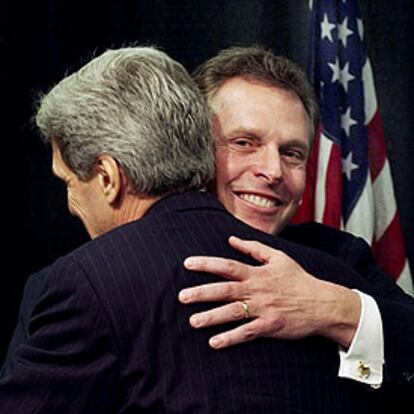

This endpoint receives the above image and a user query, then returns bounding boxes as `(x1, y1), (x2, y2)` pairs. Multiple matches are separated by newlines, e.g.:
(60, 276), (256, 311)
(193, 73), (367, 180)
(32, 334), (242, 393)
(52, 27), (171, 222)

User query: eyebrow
(281, 139), (310, 149)
(223, 127), (263, 141)
(226, 129), (310, 148)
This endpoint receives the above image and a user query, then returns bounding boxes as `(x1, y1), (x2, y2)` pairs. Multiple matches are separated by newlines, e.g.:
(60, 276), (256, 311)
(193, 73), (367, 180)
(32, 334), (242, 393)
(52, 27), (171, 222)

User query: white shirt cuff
(338, 290), (384, 388)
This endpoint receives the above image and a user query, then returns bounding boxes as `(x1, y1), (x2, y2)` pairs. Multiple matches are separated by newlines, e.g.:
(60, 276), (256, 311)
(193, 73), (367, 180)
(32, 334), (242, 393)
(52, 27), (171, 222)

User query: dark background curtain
(2, 0), (413, 361)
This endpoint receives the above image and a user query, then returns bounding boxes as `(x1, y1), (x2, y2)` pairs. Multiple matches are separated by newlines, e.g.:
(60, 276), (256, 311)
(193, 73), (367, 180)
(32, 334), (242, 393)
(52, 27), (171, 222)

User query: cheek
(213, 149), (231, 192)
(214, 148), (248, 189)
(286, 169), (306, 201)
(66, 189), (83, 217)
(66, 192), (77, 216)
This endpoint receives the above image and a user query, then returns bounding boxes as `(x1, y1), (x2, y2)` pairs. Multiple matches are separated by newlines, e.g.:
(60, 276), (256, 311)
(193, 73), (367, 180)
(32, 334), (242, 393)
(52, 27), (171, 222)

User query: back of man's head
(193, 46), (319, 139)
(36, 46), (214, 196)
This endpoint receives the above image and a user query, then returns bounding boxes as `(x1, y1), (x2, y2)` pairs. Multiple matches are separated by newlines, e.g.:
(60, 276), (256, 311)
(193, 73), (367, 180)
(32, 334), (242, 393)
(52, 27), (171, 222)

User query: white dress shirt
(338, 290), (384, 388)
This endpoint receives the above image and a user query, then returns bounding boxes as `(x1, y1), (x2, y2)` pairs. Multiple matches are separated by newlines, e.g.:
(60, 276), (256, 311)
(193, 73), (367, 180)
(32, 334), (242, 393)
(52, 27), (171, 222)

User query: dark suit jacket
(0, 191), (411, 413)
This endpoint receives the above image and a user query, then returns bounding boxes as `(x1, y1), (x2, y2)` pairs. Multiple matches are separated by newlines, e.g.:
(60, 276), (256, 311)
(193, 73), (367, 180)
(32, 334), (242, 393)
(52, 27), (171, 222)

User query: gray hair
(192, 46), (319, 141)
(36, 46), (214, 195)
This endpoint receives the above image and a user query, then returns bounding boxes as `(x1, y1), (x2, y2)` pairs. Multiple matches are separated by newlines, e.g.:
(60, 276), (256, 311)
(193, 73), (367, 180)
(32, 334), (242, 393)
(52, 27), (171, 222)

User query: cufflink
(357, 361), (371, 379)
(403, 372), (414, 382)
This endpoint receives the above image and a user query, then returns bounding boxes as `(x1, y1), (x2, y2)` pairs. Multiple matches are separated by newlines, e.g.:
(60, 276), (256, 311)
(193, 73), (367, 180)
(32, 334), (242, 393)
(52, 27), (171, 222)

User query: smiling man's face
(211, 76), (311, 235)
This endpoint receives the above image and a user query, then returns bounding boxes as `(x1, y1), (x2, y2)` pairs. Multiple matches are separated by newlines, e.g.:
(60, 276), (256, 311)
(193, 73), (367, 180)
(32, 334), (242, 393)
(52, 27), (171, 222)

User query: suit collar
(145, 190), (227, 216)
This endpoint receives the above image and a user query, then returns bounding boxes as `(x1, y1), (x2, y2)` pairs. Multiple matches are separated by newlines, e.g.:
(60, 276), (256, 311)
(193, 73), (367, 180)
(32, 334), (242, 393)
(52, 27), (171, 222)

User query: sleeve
(0, 268), (51, 377)
(338, 291), (383, 388)
(283, 223), (414, 387)
(0, 257), (119, 413)
(336, 234), (414, 386)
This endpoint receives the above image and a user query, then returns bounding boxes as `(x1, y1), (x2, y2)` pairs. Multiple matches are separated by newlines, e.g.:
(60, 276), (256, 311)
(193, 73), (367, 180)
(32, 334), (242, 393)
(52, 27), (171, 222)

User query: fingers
(183, 237), (280, 281)
(228, 236), (279, 264)
(209, 320), (264, 349)
(187, 301), (262, 350)
(183, 256), (250, 281)
(179, 281), (243, 304)
(188, 300), (252, 329)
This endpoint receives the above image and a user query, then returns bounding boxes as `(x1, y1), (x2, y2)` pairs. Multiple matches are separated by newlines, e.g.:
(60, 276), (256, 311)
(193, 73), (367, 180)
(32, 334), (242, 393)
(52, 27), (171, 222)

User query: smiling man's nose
(253, 147), (283, 183)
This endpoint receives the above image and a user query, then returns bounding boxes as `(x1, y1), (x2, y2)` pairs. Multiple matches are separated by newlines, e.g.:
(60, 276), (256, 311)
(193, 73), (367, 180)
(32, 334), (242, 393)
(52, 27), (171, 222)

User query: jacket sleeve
(283, 222), (414, 387)
(0, 257), (119, 413)
(344, 235), (414, 386)
(0, 267), (51, 377)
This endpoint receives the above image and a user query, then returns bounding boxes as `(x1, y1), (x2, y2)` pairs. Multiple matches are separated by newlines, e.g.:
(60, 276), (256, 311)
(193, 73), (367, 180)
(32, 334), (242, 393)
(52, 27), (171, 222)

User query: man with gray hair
(0, 45), (217, 411)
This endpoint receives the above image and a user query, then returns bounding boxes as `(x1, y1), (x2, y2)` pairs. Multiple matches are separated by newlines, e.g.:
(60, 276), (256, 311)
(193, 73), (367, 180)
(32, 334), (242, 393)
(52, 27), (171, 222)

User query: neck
(113, 193), (162, 228)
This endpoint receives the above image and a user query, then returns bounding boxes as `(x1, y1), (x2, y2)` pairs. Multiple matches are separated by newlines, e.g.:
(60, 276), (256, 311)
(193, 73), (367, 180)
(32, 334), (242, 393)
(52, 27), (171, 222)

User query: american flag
(293, 0), (413, 295)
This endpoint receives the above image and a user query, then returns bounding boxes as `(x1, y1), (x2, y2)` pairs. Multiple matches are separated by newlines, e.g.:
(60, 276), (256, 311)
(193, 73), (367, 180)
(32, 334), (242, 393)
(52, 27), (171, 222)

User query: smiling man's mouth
(238, 193), (280, 208)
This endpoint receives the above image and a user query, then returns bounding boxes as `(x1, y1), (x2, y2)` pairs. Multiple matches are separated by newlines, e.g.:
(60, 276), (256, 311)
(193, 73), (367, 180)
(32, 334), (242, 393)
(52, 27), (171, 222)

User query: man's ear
(96, 155), (122, 205)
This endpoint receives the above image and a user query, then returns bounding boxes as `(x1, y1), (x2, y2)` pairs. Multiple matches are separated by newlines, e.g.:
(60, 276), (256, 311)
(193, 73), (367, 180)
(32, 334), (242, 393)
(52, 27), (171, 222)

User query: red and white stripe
(293, 58), (413, 295)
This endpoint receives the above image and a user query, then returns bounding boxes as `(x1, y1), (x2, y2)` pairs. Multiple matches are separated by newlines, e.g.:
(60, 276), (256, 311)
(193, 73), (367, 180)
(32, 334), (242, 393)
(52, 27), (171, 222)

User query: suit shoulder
(282, 221), (355, 240)
(281, 222), (381, 279)
(18, 265), (54, 314)
(282, 222), (364, 253)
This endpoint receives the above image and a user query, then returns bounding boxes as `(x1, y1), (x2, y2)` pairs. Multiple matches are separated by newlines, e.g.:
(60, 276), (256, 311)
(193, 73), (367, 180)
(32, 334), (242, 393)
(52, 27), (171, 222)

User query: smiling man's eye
(228, 136), (260, 151)
(286, 150), (302, 158)
(234, 139), (252, 146)
(281, 149), (307, 166)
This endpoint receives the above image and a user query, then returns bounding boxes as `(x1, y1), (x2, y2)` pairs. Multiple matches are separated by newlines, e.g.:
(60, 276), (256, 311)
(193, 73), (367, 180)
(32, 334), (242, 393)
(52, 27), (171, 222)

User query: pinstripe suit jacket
(0, 191), (402, 412)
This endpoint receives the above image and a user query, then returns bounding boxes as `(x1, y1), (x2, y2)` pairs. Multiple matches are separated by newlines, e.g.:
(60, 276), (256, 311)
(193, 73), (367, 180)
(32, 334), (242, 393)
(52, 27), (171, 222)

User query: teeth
(239, 194), (277, 208)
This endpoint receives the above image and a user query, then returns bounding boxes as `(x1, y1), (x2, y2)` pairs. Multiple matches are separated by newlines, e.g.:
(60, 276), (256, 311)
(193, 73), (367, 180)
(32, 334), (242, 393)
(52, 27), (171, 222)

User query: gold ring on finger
(241, 300), (250, 319)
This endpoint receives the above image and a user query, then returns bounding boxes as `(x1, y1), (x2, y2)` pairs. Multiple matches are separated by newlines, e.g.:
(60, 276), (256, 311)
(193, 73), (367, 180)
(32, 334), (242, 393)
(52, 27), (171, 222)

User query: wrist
(316, 282), (361, 348)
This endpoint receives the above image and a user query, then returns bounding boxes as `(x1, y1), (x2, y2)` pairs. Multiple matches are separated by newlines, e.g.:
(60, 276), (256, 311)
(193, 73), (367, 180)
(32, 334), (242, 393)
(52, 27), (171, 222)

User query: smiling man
(211, 76), (310, 235)
(179, 47), (414, 393)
